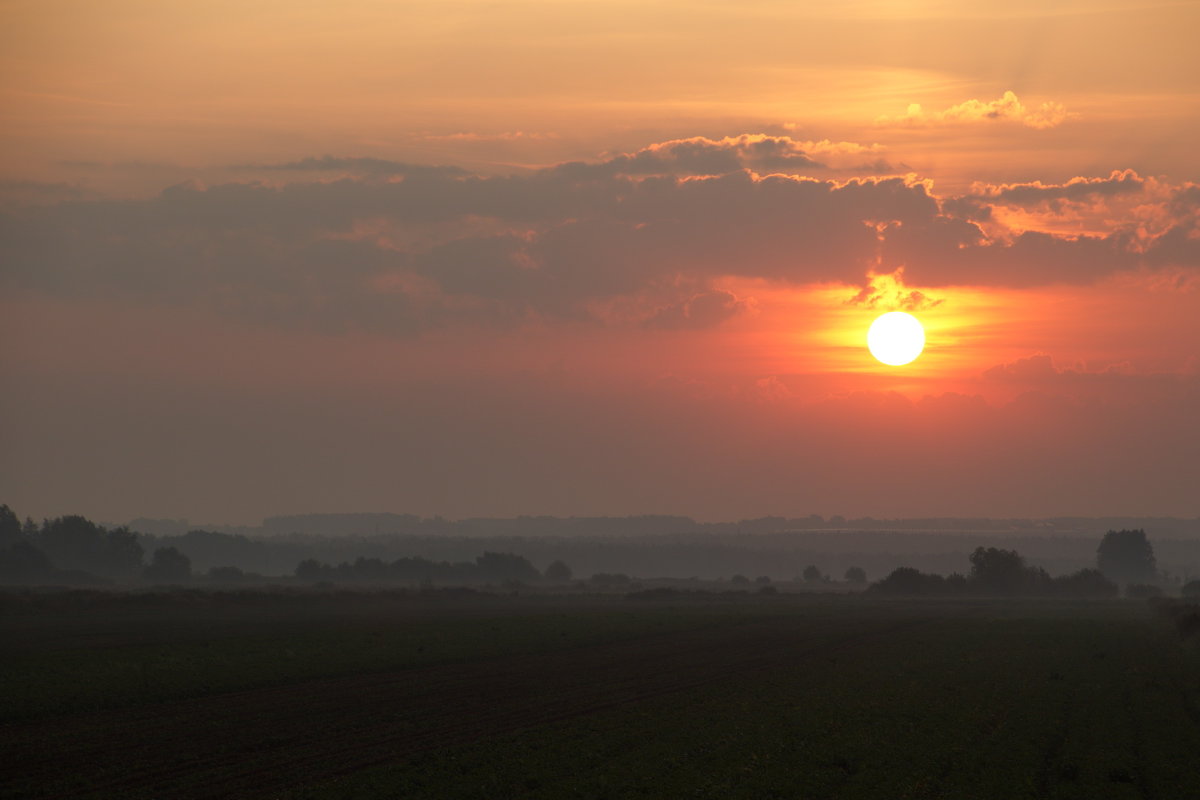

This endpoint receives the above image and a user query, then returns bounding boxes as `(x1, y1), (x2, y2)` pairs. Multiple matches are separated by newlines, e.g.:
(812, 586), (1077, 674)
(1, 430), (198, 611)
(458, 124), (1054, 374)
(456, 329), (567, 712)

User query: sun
(867, 311), (925, 366)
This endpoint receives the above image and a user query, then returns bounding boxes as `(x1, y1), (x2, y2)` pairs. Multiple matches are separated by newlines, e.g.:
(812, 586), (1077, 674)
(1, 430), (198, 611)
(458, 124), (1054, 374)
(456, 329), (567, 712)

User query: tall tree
(968, 547), (1045, 594)
(38, 515), (143, 579)
(0, 505), (21, 547)
(1096, 529), (1157, 585)
(144, 547), (192, 583)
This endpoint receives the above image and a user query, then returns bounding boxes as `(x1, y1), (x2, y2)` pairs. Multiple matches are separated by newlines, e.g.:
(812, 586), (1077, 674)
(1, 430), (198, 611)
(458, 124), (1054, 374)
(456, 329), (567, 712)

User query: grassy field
(2, 589), (1198, 799)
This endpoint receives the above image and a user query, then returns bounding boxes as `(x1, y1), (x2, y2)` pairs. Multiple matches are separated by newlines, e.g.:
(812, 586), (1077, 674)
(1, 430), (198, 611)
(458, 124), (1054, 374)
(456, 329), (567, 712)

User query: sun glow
(867, 311), (925, 366)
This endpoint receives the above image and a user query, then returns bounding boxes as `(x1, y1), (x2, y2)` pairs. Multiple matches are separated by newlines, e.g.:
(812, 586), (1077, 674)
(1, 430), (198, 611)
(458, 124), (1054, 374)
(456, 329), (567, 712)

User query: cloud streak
(876, 91), (1073, 130)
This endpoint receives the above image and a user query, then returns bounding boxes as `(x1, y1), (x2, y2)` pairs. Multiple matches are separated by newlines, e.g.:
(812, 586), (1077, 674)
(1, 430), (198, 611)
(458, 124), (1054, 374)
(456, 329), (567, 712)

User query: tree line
(0, 505), (201, 584)
(4, 505), (1197, 598)
(870, 530), (1183, 597)
(293, 553), (572, 585)
(0, 503), (574, 587)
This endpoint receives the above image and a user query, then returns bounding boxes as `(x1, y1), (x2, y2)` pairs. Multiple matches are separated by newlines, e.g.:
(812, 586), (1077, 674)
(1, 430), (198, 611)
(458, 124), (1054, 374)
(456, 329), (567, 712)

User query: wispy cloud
(876, 91), (1074, 130)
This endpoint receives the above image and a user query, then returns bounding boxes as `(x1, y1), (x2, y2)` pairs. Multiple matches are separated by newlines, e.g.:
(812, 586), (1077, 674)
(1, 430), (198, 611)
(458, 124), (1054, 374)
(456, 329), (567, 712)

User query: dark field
(3, 590), (1199, 799)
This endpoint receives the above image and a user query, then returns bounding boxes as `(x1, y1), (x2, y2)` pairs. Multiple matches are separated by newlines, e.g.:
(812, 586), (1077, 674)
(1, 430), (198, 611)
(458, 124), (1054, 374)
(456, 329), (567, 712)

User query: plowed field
(3, 593), (1198, 799)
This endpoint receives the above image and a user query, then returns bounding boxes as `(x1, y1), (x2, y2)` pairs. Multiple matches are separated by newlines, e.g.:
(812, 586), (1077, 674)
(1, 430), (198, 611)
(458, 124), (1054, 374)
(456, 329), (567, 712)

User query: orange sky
(1, 1), (1197, 524)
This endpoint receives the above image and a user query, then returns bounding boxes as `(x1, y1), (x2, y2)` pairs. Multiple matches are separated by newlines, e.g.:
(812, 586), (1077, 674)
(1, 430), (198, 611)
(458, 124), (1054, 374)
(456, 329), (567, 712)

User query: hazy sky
(2, 1), (1197, 525)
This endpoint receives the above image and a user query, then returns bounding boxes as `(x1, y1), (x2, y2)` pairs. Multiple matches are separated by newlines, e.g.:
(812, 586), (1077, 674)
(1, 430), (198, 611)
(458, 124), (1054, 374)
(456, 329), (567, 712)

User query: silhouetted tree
(968, 547), (1047, 595)
(590, 572), (632, 586)
(0, 541), (53, 582)
(38, 515), (143, 579)
(1097, 529), (1157, 586)
(544, 560), (572, 581)
(474, 552), (541, 583)
(144, 547), (191, 583)
(754, 575), (772, 584)
(351, 557), (390, 582)
(802, 565), (823, 583)
(0, 505), (21, 547)
(102, 527), (143, 578)
(1125, 583), (1163, 599)
(295, 558), (329, 582)
(731, 574), (750, 585)
(207, 565), (247, 583)
(870, 567), (954, 595)
(844, 566), (867, 584)
(1051, 568), (1118, 598)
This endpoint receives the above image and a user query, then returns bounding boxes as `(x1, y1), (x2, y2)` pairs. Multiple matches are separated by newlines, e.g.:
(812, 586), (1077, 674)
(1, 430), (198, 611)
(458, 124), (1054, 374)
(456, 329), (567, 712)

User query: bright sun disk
(867, 311), (925, 366)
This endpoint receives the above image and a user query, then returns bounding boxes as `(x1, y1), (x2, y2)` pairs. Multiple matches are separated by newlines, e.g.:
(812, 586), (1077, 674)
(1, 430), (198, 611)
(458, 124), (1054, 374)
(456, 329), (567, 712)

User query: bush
(207, 566), (247, 584)
(1181, 580), (1200, 598)
(1126, 583), (1163, 599)
(626, 587), (681, 600)
(1051, 568), (1118, 598)
(844, 566), (867, 584)
(143, 547), (191, 584)
(590, 572), (632, 586)
(1097, 529), (1157, 585)
(543, 560), (572, 582)
(870, 567), (958, 596)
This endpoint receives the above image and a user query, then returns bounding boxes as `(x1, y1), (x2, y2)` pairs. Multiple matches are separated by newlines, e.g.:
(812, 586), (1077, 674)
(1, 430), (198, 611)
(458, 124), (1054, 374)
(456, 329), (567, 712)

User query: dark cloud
(2, 141), (1196, 334)
(645, 290), (748, 330)
(1144, 223), (1200, 269)
(551, 135), (826, 179)
(884, 224), (1138, 287)
(982, 354), (1063, 382)
(982, 354), (1193, 391)
(973, 170), (1145, 207)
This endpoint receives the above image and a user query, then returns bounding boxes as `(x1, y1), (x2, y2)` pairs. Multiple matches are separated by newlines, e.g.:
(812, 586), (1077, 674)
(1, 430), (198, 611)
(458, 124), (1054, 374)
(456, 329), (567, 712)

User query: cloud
(845, 269), (943, 311)
(553, 135), (892, 179)
(982, 353), (1064, 382)
(645, 289), (749, 330)
(876, 91), (1073, 129)
(982, 354), (1193, 388)
(971, 170), (1146, 207)
(2, 141), (1196, 335)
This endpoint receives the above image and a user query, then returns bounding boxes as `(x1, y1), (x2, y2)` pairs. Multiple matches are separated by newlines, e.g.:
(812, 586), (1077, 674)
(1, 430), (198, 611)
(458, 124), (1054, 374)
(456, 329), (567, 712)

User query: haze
(1, 0), (1197, 525)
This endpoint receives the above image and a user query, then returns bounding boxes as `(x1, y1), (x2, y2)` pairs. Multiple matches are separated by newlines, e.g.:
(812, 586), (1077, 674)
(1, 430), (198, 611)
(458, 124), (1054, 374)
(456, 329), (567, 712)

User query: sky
(1, 0), (1198, 525)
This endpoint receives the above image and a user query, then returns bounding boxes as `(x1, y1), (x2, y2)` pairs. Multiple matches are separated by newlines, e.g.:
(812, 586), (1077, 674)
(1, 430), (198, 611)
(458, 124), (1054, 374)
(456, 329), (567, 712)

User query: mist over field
(5, 502), (1200, 797)
(129, 512), (1200, 585)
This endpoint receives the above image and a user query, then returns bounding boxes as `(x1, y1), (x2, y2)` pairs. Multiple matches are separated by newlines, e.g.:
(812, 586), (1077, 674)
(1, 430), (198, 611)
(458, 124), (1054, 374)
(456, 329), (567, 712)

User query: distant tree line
(0, 504), (199, 585)
(871, 548), (1117, 597)
(293, 552), (564, 585)
(870, 532), (1162, 598)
